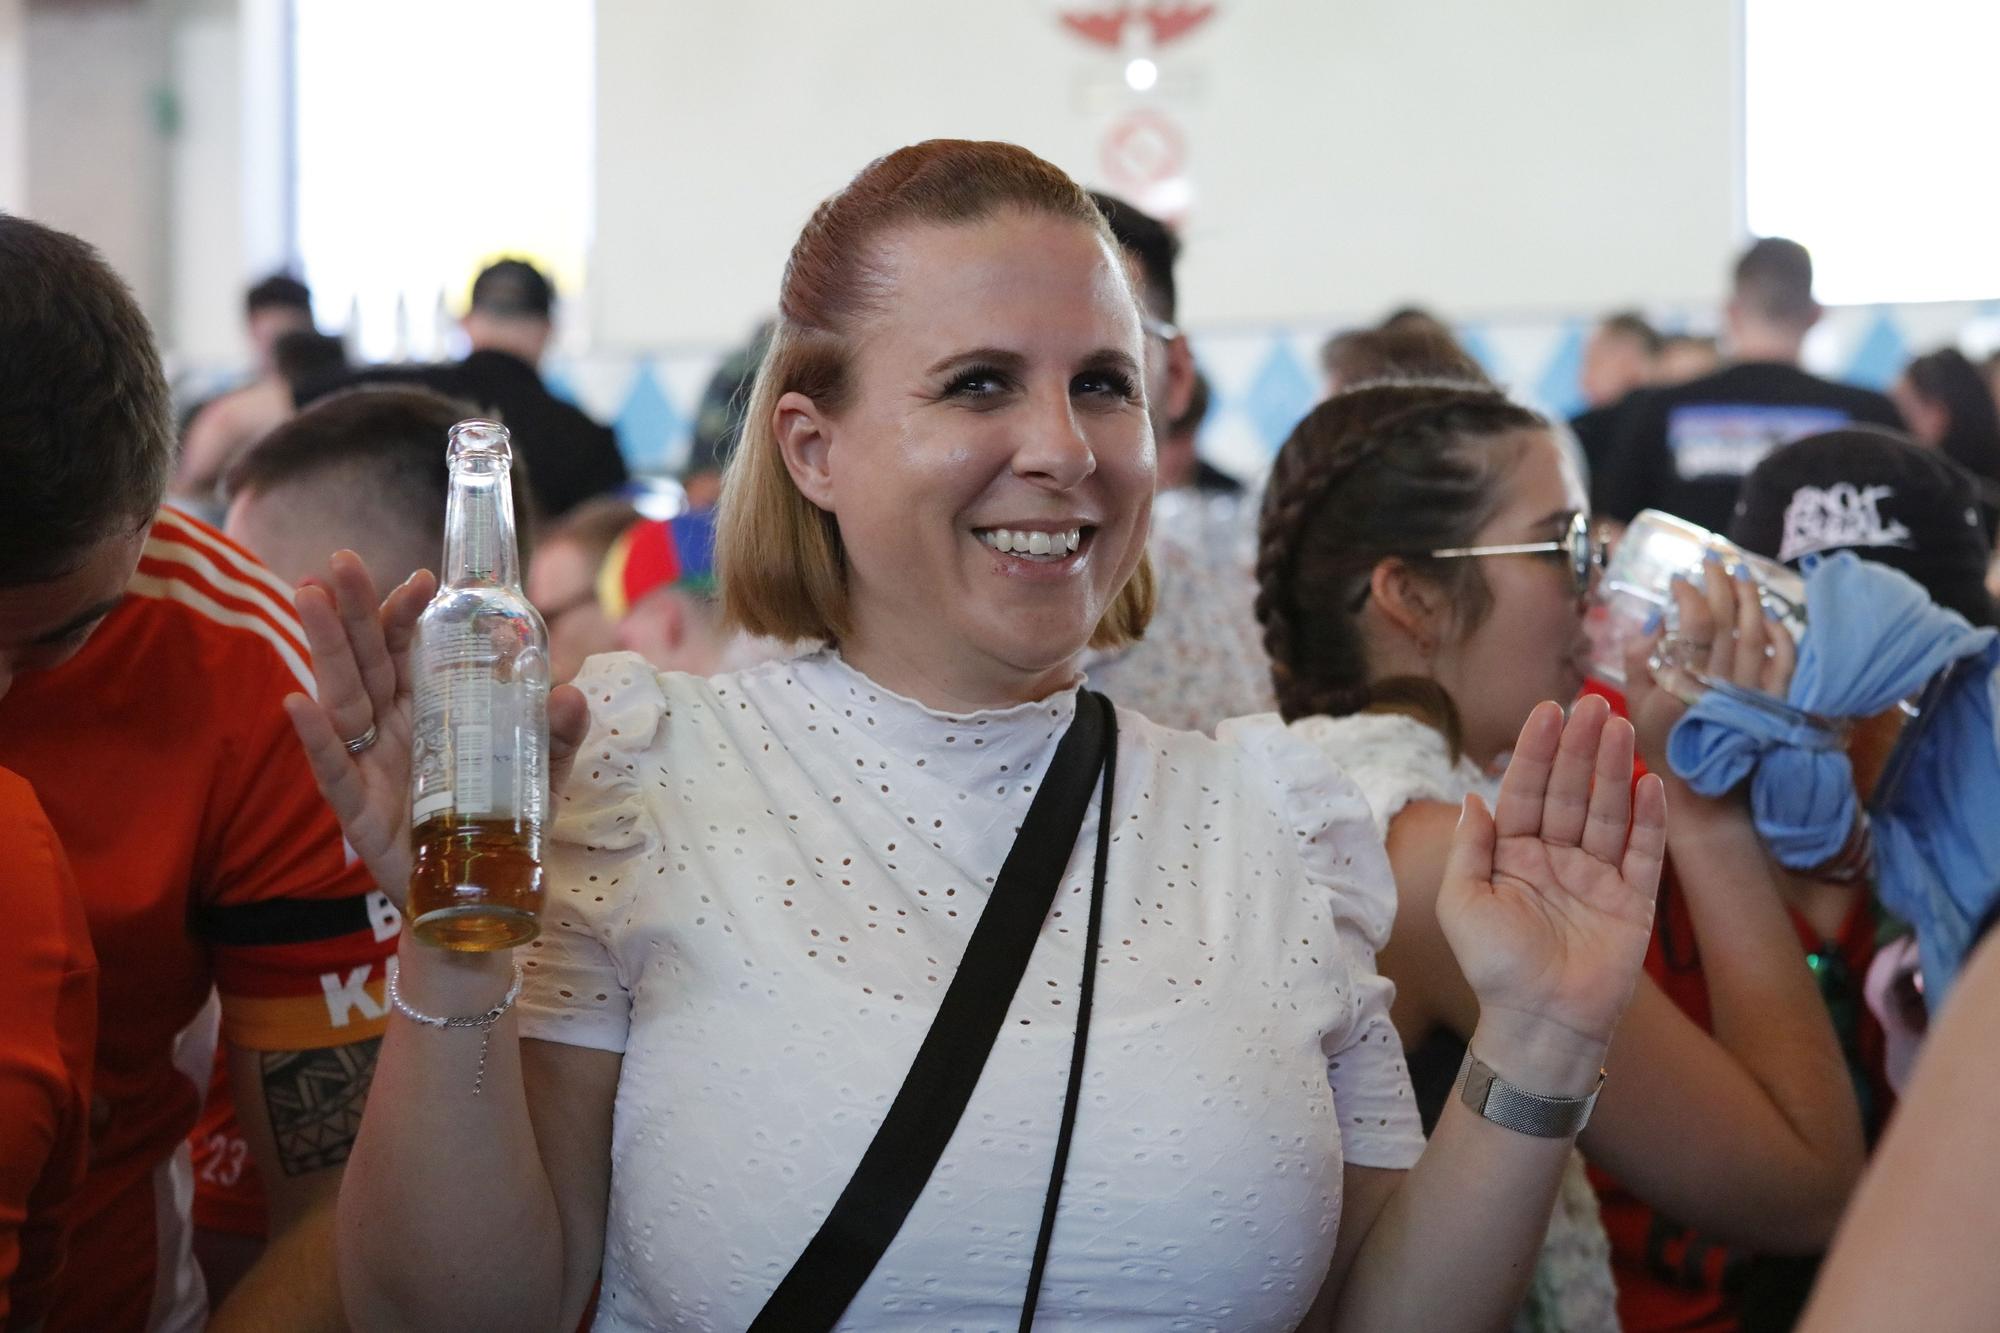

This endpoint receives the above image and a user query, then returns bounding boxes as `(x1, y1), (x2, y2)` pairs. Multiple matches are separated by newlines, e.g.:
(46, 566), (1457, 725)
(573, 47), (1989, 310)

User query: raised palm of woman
(1439, 695), (1669, 1070)
(281, 551), (592, 905)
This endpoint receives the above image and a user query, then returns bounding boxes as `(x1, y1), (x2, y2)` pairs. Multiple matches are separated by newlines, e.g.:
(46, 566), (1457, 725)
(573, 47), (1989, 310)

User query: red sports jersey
(190, 1058), (265, 1238)
(0, 509), (397, 1332)
(0, 769), (97, 1327)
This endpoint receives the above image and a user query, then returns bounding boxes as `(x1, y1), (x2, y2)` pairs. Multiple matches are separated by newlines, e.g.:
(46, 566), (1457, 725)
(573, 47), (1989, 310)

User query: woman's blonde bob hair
(717, 139), (1155, 650)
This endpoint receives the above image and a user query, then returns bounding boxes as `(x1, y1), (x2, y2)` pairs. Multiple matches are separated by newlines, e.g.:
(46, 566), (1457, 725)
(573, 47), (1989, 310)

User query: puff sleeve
(517, 653), (667, 1052)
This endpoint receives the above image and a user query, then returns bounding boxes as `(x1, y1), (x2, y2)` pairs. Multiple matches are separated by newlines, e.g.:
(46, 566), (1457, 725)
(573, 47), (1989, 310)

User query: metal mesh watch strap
(1455, 1050), (1605, 1138)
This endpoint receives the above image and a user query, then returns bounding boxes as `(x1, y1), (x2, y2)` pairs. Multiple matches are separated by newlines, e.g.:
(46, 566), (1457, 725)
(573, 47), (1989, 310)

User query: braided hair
(1254, 379), (1548, 749)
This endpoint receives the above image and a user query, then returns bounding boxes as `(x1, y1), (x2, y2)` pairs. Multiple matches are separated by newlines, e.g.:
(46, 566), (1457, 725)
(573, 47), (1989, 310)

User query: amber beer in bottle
(407, 420), (550, 950)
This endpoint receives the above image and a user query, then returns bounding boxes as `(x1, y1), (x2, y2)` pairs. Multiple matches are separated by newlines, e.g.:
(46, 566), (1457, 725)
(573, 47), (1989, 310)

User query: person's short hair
(0, 214), (174, 585)
(718, 139), (1155, 650)
(224, 384), (536, 562)
(1379, 306), (1450, 336)
(245, 273), (312, 318)
(1319, 324), (1489, 390)
(1170, 368), (1210, 438)
(1088, 190), (1180, 323)
(272, 330), (349, 388)
(542, 494), (645, 575)
(469, 258), (555, 320)
(1598, 311), (1664, 356)
(1734, 237), (1817, 325)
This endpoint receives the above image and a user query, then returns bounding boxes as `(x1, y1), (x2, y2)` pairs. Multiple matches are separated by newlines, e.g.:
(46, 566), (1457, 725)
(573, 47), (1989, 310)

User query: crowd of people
(5, 131), (2000, 1333)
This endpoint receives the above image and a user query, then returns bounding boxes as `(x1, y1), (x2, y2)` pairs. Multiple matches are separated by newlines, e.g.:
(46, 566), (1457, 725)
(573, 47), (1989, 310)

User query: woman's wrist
(1469, 1009), (1609, 1101)
(394, 933), (519, 1016)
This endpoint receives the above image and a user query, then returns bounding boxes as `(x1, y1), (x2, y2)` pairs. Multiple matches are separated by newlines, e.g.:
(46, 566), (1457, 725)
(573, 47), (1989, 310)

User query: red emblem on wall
(1058, 3), (1217, 49)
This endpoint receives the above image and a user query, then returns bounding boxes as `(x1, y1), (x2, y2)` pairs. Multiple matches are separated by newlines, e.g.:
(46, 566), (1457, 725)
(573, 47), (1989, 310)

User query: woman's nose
(1011, 390), (1097, 489)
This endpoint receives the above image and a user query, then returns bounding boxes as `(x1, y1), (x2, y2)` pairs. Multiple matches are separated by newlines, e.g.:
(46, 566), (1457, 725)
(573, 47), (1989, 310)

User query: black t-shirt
(1569, 396), (1636, 487)
(302, 349), (629, 520)
(1591, 362), (1903, 533)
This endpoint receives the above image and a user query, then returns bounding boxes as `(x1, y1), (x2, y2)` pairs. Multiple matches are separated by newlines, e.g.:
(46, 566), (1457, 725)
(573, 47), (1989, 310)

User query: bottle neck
(441, 455), (521, 588)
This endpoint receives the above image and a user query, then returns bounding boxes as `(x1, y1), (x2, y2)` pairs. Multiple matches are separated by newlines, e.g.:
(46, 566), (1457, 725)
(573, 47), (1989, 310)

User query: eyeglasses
(1427, 512), (1607, 599)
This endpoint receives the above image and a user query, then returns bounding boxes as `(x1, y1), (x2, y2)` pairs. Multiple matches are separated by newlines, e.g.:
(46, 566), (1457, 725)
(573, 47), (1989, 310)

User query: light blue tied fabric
(1666, 552), (2000, 1004)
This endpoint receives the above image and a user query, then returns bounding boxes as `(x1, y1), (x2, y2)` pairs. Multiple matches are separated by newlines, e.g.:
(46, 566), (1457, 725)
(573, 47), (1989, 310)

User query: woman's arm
(1306, 697), (1668, 1332)
(1585, 564), (1862, 1248)
(1579, 782), (1863, 1250)
(333, 947), (620, 1331)
(1797, 929), (2000, 1332)
(282, 553), (609, 1331)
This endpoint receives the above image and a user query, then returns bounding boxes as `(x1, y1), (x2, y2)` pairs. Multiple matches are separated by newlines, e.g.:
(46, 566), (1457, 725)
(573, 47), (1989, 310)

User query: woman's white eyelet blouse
(517, 649), (1424, 1331)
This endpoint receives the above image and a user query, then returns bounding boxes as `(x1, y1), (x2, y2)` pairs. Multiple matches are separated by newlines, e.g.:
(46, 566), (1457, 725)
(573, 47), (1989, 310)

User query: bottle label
(411, 625), (497, 825)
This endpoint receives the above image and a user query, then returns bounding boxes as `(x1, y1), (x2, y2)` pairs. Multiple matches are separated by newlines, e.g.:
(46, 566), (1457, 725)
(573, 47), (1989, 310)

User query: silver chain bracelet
(387, 958), (525, 1095)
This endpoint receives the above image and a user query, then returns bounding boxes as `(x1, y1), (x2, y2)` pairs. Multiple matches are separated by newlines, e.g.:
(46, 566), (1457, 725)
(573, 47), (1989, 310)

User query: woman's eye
(942, 367), (1009, 399)
(1074, 369), (1139, 402)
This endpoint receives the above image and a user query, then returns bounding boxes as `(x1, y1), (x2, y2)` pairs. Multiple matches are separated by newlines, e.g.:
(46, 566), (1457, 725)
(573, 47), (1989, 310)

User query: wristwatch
(1455, 1051), (1605, 1138)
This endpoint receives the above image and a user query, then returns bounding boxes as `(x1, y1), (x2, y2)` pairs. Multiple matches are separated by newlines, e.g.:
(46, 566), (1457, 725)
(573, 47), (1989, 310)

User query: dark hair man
(1083, 192), (1275, 732)
(0, 214), (390, 1332)
(243, 274), (315, 378)
(1592, 238), (1903, 532)
(1088, 191), (1197, 444)
(312, 256), (628, 521)
(1569, 311), (1664, 478)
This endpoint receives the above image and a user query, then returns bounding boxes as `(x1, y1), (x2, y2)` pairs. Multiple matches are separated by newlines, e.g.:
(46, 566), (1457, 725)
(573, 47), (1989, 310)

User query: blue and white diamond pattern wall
(1243, 341), (1317, 458)
(613, 364), (686, 474)
(173, 300), (2000, 486)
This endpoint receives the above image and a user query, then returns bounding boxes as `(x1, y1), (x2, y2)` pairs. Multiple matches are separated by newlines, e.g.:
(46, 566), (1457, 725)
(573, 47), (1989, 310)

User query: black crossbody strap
(1018, 695), (1116, 1330)
(749, 691), (1115, 1331)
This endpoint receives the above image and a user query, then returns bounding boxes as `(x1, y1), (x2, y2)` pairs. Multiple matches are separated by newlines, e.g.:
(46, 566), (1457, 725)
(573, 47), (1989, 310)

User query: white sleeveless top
(1290, 711), (1623, 1333)
(518, 649), (1426, 1331)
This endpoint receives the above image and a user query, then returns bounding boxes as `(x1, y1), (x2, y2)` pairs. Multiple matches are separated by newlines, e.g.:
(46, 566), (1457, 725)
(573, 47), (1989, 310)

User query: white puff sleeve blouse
(517, 649), (1424, 1331)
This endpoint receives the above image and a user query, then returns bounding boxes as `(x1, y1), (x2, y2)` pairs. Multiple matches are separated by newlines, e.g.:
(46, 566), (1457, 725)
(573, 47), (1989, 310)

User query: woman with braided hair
(1256, 379), (1868, 1331)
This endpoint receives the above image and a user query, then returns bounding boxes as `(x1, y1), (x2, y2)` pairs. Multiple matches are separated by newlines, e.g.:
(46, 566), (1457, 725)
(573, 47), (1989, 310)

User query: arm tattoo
(259, 1037), (382, 1177)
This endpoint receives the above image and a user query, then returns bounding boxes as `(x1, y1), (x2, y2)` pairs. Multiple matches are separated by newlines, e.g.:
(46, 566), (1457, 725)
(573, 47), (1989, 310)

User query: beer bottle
(407, 420), (549, 950)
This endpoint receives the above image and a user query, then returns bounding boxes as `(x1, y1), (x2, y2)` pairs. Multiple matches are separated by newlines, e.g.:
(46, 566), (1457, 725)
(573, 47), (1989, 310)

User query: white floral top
(1290, 710), (1623, 1333)
(517, 648), (1425, 1331)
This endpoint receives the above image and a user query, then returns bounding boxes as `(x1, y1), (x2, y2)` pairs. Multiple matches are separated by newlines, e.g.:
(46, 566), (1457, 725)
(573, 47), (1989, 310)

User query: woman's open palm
(1438, 695), (1668, 1049)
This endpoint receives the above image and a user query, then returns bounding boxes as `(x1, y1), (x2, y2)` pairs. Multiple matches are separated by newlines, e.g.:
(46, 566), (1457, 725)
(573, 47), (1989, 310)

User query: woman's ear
(1367, 558), (1448, 653)
(774, 390), (837, 513)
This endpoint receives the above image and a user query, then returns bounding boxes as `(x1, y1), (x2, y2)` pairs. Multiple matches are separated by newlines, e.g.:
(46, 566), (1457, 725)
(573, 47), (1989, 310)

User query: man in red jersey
(0, 214), (393, 1330)
(0, 770), (96, 1328)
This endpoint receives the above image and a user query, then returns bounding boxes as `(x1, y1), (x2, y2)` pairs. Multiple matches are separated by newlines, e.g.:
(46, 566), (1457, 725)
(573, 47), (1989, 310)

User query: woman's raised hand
(282, 550), (590, 906)
(1438, 696), (1668, 1082)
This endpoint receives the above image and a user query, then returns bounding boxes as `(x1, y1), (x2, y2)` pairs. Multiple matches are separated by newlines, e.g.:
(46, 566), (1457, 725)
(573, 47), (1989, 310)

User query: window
(1745, 0), (2000, 305)
(292, 0), (594, 360)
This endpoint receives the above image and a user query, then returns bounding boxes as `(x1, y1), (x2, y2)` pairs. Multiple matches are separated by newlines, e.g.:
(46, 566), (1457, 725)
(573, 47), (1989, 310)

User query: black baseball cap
(469, 258), (555, 319)
(1730, 426), (1998, 628)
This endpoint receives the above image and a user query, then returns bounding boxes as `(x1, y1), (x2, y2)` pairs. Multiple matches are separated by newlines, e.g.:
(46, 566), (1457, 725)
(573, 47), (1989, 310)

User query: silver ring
(342, 721), (379, 755)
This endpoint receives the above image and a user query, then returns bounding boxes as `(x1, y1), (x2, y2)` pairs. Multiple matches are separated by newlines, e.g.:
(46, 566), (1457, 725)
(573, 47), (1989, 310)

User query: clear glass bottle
(407, 420), (549, 950)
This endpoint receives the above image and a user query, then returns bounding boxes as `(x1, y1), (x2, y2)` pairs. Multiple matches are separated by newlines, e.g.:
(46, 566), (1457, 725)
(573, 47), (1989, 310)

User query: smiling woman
(307, 139), (1670, 1333)
(718, 140), (1156, 708)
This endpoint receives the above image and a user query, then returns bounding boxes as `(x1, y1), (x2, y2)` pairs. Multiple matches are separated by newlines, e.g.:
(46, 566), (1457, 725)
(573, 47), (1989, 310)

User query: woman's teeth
(978, 528), (1083, 560)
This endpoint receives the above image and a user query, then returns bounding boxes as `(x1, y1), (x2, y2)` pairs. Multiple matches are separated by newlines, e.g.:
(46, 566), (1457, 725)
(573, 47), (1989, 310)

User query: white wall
(0, 0), (26, 214)
(9, 0), (288, 369)
(20, 0), (174, 319)
(591, 0), (1743, 349)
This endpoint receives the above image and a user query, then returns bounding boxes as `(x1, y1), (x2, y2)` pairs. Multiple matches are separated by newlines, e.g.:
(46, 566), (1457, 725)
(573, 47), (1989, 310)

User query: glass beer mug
(1585, 509), (1932, 807)
(406, 420), (550, 950)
